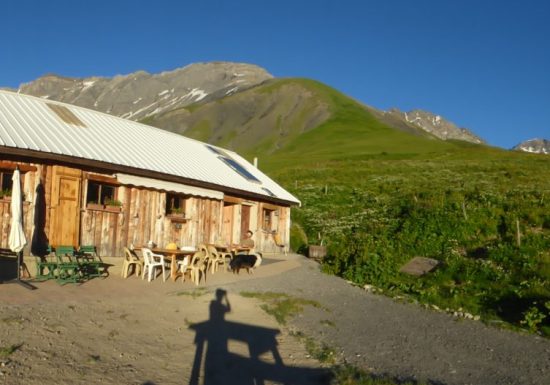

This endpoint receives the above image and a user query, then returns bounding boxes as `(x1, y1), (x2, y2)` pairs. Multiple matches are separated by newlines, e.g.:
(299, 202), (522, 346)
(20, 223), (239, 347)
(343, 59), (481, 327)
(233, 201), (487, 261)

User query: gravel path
(1, 253), (548, 385)
(225, 254), (550, 385)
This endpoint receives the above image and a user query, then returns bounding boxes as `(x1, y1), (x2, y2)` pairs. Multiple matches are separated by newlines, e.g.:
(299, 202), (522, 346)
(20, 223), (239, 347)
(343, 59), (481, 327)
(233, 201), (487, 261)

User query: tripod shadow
(188, 288), (331, 385)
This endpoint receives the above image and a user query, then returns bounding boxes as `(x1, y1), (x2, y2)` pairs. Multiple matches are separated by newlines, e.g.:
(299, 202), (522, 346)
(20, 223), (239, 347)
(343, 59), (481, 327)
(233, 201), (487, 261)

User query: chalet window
(166, 193), (187, 215)
(0, 171), (13, 196)
(86, 181), (117, 206)
(262, 208), (275, 231)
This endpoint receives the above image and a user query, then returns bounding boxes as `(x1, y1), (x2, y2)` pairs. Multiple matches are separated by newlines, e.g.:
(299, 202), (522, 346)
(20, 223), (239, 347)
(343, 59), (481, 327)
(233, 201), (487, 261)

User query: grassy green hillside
(268, 151), (550, 336)
(147, 77), (550, 336)
(143, 78), (453, 164)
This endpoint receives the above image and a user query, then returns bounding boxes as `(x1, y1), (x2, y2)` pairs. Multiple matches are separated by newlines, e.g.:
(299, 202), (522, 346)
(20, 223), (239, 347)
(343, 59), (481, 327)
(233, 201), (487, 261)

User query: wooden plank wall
(0, 160), (290, 257)
(79, 186), (224, 257)
(256, 205), (290, 253)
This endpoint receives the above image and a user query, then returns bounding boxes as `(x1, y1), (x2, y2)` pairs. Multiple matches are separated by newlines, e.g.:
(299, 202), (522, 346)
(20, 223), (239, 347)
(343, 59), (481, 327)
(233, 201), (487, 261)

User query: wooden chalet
(0, 90), (300, 257)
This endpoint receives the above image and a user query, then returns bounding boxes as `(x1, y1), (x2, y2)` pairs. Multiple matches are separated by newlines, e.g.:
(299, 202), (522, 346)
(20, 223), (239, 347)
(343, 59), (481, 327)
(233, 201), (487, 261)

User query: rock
(399, 257), (440, 276)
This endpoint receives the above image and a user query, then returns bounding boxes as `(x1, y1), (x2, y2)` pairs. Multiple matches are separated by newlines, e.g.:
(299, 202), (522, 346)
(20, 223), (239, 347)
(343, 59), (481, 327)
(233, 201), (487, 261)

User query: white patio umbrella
(8, 168), (27, 253)
(7, 168), (34, 289)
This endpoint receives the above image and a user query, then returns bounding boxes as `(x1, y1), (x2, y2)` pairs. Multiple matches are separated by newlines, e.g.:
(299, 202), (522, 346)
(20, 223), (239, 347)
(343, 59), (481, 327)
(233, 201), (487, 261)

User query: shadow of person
(188, 288), (331, 385)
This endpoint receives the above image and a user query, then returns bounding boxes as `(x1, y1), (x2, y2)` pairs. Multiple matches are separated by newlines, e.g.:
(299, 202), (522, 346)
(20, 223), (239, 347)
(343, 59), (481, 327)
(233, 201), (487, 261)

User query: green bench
(77, 245), (108, 278)
(54, 246), (82, 284)
(34, 246), (58, 281)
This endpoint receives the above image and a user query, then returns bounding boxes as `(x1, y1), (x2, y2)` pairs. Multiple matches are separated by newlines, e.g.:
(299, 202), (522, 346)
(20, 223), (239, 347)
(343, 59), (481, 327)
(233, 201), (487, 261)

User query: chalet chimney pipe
(253, 157), (258, 168)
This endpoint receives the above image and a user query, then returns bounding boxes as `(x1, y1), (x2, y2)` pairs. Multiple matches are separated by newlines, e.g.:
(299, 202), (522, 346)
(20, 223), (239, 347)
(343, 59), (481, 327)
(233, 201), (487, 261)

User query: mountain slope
(141, 78), (332, 153)
(16, 62), (272, 120)
(384, 108), (485, 144)
(513, 138), (550, 154)
(14, 61), (530, 170)
(141, 78), (468, 167)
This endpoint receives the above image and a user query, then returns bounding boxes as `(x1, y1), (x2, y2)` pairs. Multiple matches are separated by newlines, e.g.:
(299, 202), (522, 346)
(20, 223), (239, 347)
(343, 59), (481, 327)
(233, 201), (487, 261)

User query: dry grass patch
(240, 291), (324, 325)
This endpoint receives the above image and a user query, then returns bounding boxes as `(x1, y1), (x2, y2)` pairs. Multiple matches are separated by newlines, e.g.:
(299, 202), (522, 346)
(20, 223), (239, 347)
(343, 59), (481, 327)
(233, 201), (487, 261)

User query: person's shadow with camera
(188, 288), (330, 385)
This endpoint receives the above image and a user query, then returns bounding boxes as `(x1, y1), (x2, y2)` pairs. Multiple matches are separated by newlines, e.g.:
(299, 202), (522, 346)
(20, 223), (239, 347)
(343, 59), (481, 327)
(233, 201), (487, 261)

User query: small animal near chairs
(141, 248), (167, 282)
(121, 247), (143, 278)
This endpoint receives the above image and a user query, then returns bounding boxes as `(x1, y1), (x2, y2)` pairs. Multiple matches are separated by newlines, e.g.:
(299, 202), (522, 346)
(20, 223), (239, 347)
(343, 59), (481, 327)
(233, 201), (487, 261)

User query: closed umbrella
(7, 167), (35, 290)
(9, 168), (27, 253)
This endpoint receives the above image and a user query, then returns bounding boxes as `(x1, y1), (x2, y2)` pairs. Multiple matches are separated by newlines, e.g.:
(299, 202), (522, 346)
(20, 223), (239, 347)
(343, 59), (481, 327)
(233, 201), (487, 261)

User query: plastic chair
(206, 245), (229, 274)
(178, 250), (207, 285)
(141, 248), (166, 282)
(121, 247), (143, 278)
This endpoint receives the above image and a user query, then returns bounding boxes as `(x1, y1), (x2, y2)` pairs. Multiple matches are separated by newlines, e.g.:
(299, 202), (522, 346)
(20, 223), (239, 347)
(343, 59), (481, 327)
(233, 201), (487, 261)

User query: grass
(320, 319), (336, 328)
(175, 287), (209, 299)
(0, 344), (21, 358)
(87, 354), (101, 364)
(1, 316), (25, 325)
(290, 330), (336, 365)
(267, 152), (550, 336)
(331, 364), (429, 385)
(240, 291), (323, 325)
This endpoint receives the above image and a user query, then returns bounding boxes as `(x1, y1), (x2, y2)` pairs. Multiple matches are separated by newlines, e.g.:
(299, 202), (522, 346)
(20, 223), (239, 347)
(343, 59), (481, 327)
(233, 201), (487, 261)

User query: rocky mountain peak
(17, 62), (273, 120)
(385, 109), (485, 144)
(513, 138), (550, 154)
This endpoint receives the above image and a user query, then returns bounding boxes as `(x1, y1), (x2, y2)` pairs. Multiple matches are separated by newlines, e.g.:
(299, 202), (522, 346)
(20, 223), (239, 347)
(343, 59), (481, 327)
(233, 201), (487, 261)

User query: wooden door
(221, 203), (234, 245)
(240, 205), (250, 240)
(49, 166), (82, 247)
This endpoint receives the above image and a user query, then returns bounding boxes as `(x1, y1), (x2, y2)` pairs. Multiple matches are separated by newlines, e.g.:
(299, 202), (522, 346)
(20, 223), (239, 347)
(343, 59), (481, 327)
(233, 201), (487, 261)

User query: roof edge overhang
(0, 146), (300, 207)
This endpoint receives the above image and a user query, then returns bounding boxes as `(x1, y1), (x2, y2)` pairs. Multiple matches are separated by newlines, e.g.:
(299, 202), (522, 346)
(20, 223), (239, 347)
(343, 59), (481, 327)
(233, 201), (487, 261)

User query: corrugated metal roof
(0, 90), (300, 205)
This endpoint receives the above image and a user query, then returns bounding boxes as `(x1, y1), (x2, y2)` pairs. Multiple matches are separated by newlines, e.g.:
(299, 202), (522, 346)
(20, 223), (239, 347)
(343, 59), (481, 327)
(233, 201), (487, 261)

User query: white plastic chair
(141, 248), (166, 282)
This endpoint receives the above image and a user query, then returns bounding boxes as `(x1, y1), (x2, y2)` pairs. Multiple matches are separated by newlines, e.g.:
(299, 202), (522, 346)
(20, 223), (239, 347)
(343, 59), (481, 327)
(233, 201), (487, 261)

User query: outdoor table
(152, 248), (196, 282)
(228, 245), (252, 254)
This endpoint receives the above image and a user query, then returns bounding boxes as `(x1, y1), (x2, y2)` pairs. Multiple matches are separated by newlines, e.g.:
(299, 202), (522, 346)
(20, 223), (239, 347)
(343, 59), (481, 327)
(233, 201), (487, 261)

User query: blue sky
(1, 0), (549, 149)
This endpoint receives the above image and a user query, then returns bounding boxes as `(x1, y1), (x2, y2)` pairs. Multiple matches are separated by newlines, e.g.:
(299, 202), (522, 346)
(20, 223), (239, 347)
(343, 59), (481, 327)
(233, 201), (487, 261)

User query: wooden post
(516, 219), (521, 247)
(462, 201), (468, 220)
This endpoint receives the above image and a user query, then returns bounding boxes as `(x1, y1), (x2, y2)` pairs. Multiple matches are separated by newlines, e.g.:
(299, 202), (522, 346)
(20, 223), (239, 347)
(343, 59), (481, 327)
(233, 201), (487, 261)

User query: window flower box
(86, 202), (122, 213)
(86, 203), (104, 211)
(167, 213), (188, 222)
(104, 205), (122, 213)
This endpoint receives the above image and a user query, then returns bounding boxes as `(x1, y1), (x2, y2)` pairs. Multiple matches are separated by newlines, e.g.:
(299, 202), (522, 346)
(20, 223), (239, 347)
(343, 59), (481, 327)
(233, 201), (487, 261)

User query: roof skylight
(218, 156), (261, 183)
(262, 187), (277, 197)
(47, 103), (86, 127)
